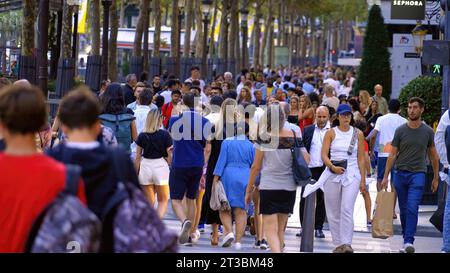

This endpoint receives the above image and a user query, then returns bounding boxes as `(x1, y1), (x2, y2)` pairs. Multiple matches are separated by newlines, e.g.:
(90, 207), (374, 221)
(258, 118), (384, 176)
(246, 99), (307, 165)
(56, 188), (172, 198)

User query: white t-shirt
(160, 90), (172, 104)
(323, 79), (340, 95)
(374, 113), (407, 157)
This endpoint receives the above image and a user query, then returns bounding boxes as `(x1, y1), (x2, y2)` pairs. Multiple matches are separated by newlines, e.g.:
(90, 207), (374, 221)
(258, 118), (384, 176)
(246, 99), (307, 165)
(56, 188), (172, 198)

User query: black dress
(201, 123), (237, 225)
(287, 115), (299, 125)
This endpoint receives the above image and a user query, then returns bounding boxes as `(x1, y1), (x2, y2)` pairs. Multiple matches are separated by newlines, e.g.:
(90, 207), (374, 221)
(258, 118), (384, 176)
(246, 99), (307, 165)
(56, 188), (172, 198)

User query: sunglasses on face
(339, 113), (352, 118)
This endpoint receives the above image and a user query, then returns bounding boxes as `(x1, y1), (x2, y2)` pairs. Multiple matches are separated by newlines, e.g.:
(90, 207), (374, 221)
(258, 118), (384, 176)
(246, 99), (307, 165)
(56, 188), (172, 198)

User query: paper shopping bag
(372, 191), (395, 239)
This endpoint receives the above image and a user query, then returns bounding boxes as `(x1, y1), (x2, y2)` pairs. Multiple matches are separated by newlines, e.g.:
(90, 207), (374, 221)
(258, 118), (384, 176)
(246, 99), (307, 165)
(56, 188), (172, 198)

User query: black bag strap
(101, 148), (129, 220)
(291, 129), (302, 148)
(64, 164), (82, 195)
(347, 127), (358, 156)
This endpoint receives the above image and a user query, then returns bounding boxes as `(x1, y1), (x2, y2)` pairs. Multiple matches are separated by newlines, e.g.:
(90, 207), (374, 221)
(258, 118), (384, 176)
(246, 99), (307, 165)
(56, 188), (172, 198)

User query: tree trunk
(171, 0), (180, 57)
(134, 0), (150, 57)
(259, 12), (271, 67)
(228, 0), (238, 60)
(60, 2), (74, 59)
(164, 0), (170, 26)
(219, 1), (230, 59)
(119, 1), (126, 27)
(310, 17), (316, 58)
(143, 3), (150, 71)
(232, 1), (241, 71)
(22, 0), (37, 56)
(184, 0), (194, 57)
(153, 0), (162, 57)
(268, 16), (274, 68)
(288, 13), (294, 67)
(209, 0), (219, 57)
(194, 0), (204, 58)
(90, 0), (101, 55)
(277, 2), (282, 47)
(252, 1), (262, 68)
(301, 17), (308, 58)
(109, 0), (119, 81)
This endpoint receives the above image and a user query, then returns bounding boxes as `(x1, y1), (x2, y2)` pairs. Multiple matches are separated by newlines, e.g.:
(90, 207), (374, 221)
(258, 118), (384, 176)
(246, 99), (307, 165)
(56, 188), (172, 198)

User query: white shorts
(139, 158), (170, 186)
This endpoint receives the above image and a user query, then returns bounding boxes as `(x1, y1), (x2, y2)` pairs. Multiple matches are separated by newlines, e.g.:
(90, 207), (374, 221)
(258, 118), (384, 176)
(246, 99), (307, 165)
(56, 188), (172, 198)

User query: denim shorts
(377, 157), (394, 182)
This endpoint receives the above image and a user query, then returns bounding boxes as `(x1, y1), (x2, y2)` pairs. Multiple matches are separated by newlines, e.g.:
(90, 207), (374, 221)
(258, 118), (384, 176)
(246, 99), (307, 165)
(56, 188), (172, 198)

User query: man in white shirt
(323, 73), (340, 95)
(322, 85), (340, 111)
(126, 82), (146, 111)
(185, 66), (206, 92)
(160, 79), (180, 104)
(298, 106), (330, 238)
(370, 99), (406, 193)
(205, 95), (223, 125)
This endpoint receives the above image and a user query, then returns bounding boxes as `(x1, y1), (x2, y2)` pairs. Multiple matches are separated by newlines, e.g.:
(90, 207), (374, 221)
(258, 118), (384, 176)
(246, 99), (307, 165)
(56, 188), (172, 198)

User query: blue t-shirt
(302, 82), (315, 94)
(169, 111), (212, 168)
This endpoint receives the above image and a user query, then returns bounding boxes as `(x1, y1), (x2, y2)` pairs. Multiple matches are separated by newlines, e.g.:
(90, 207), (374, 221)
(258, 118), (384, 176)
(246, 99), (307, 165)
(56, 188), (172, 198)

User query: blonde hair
(299, 94), (312, 110)
(215, 98), (238, 139)
(359, 90), (371, 106)
(238, 87), (252, 103)
(290, 96), (301, 113)
(143, 108), (162, 133)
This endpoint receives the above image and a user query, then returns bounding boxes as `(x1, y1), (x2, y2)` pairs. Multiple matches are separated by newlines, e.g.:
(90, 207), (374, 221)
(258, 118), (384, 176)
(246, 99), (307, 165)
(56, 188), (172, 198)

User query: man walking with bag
(381, 97), (439, 253)
(298, 106), (331, 238)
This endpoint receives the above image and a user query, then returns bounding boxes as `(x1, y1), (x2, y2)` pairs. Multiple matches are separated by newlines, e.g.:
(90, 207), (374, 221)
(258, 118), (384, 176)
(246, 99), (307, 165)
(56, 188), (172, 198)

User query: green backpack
(99, 113), (135, 153)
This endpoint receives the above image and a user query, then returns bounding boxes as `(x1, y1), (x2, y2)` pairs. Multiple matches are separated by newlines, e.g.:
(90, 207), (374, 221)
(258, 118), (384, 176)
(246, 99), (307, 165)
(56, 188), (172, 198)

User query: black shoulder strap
(291, 129), (301, 148)
(64, 164), (82, 195)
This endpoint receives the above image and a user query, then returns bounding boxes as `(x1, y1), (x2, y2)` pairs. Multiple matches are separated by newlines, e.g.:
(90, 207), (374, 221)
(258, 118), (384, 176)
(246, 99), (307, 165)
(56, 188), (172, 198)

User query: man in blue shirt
(168, 92), (212, 246)
(302, 76), (315, 95)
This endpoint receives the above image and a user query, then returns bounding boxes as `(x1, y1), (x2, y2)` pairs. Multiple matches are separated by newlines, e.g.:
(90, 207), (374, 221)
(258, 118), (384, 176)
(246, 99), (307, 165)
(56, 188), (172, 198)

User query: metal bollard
(300, 191), (316, 253)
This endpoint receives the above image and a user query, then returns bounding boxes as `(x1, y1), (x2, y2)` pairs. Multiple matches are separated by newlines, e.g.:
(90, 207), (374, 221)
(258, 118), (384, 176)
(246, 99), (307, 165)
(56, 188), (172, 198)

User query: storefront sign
(391, 0), (425, 20)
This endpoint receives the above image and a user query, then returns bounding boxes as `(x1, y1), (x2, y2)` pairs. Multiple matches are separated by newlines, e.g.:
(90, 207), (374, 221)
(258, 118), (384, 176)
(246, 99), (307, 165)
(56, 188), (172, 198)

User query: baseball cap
(336, 104), (352, 115)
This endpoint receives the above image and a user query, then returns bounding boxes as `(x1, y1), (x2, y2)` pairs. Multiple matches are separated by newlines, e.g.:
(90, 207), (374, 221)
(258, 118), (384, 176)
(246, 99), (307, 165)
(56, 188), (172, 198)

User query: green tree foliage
(399, 76), (442, 126)
(353, 5), (391, 99)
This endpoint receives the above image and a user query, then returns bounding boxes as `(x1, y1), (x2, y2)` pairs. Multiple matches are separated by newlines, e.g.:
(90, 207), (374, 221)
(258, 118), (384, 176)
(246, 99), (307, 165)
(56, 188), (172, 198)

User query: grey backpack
(25, 165), (102, 253)
(100, 151), (178, 253)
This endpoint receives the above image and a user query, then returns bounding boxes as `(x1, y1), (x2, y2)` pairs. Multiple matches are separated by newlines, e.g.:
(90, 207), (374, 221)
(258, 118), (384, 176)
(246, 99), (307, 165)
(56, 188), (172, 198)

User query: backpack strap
(100, 148), (129, 221)
(347, 127), (358, 156)
(64, 164), (82, 195)
(291, 129), (301, 148)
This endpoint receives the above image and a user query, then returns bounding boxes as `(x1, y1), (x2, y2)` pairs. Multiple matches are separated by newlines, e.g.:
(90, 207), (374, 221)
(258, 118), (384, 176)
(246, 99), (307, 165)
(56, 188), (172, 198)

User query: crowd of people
(0, 63), (449, 254)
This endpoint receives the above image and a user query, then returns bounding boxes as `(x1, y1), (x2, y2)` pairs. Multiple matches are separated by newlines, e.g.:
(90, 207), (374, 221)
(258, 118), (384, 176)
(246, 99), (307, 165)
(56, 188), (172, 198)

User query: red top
(364, 140), (369, 153)
(0, 153), (86, 253)
(162, 102), (174, 128)
(300, 117), (314, 133)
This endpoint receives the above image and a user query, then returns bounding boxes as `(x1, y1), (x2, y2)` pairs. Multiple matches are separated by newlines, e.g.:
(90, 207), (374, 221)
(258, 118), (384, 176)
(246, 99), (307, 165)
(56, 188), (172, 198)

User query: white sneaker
(178, 220), (192, 244)
(235, 242), (242, 250)
(400, 243), (415, 253)
(220, 233), (235, 248)
(191, 232), (200, 244)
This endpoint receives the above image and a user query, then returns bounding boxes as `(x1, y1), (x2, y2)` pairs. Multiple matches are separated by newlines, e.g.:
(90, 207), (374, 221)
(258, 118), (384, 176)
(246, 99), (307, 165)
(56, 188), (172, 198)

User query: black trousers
(299, 166), (326, 230)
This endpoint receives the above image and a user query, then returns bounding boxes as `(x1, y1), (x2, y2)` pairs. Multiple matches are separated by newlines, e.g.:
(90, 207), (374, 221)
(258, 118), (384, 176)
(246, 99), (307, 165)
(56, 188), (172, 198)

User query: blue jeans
(443, 185), (450, 253)
(393, 170), (426, 244)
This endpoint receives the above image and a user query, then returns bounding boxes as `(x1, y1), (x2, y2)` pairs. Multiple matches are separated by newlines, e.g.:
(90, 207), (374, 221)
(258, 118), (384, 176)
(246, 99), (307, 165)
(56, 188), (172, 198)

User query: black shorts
(259, 190), (296, 215)
(169, 167), (203, 200)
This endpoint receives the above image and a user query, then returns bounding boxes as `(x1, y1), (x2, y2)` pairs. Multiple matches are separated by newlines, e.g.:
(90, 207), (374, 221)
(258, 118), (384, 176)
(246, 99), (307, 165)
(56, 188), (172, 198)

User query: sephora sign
(391, 0), (425, 20)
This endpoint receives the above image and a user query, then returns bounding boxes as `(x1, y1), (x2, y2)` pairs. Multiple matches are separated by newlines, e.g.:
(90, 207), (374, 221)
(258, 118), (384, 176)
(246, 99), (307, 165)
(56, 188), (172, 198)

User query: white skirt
(139, 158), (170, 186)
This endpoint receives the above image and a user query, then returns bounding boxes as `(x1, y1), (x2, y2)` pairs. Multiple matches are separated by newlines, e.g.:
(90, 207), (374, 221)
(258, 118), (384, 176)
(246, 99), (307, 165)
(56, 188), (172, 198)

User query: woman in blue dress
(213, 122), (255, 250)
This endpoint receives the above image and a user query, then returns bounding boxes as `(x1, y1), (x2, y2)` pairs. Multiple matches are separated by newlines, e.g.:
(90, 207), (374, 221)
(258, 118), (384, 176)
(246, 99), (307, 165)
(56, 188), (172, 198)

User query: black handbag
(291, 130), (312, 187)
(429, 185), (447, 233)
(330, 127), (358, 174)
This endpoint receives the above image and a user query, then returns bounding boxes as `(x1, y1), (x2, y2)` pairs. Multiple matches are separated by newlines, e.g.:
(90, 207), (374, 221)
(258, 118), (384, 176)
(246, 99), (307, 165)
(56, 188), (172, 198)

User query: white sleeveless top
(330, 127), (358, 165)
